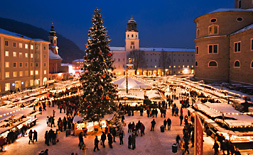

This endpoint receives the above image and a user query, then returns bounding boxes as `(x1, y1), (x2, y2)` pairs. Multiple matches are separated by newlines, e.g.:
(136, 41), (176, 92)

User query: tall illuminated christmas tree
(79, 8), (118, 121)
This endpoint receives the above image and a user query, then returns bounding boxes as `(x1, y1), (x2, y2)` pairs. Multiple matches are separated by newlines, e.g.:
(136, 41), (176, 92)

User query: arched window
(234, 60), (240, 68)
(208, 25), (219, 35)
(195, 61), (198, 67)
(132, 34), (134, 38)
(208, 61), (218, 67)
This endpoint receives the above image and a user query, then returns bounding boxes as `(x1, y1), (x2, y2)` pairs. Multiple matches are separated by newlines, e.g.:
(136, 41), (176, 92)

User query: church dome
(127, 17), (138, 32)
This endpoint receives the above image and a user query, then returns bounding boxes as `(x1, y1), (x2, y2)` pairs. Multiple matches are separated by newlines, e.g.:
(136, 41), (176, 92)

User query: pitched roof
(209, 8), (253, 14)
(109, 46), (194, 52)
(230, 24), (253, 36)
(49, 49), (62, 60)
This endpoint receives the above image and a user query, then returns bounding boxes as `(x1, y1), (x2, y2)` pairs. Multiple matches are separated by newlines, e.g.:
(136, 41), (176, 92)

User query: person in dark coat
(147, 109), (150, 117)
(167, 118), (171, 130)
(119, 130), (124, 145)
(140, 123), (145, 136)
(45, 131), (49, 146)
(78, 132), (84, 149)
(163, 119), (167, 128)
(93, 136), (100, 152)
(220, 140), (226, 155)
(107, 133), (113, 148)
(176, 135), (181, 147)
(131, 134), (136, 150)
(128, 135), (132, 149)
(128, 122), (132, 133)
(63, 117), (67, 131)
(140, 108), (143, 116)
(180, 115), (183, 126)
(33, 130), (38, 142)
(213, 141), (219, 155)
(28, 130), (33, 144)
(112, 128), (116, 142)
(101, 132), (106, 148)
(151, 119), (156, 131)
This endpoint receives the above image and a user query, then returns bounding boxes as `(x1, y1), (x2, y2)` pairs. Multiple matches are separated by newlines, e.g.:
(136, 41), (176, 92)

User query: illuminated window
(13, 71), (17, 77)
(44, 70), (47, 74)
(19, 43), (22, 48)
(13, 52), (17, 57)
(35, 70), (38, 75)
(25, 53), (28, 58)
(25, 44), (28, 49)
(208, 25), (219, 35)
(19, 52), (22, 58)
(30, 70), (34, 75)
(5, 51), (9, 57)
(31, 63), (33, 67)
(31, 45), (34, 50)
(30, 80), (34, 86)
(5, 83), (10, 91)
(5, 72), (10, 78)
(31, 53), (33, 58)
(19, 71), (23, 77)
(5, 62), (9, 68)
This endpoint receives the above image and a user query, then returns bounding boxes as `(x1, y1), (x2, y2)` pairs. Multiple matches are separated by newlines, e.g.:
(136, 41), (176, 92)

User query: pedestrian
(131, 134), (136, 150)
(53, 110), (55, 117)
(128, 122), (132, 133)
(119, 130), (124, 145)
(121, 115), (125, 123)
(112, 128), (116, 142)
(184, 115), (188, 125)
(163, 119), (167, 128)
(45, 131), (49, 146)
(107, 133), (113, 148)
(140, 123), (145, 136)
(167, 118), (171, 130)
(63, 117), (67, 131)
(140, 108), (143, 116)
(147, 109), (150, 117)
(220, 140), (226, 155)
(180, 115), (183, 126)
(78, 132), (84, 149)
(176, 135), (181, 147)
(213, 141), (219, 155)
(28, 130), (33, 144)
(151, 119), (156, 131)
(128, 135), (132, 149)
(101, 132), (106, 148)
(182, 140), (189, 155)
(93, 136), (100, 152)
(33, 130), (38, 142)
(191, 131), (194, 147)
(234, 148), (241, 155)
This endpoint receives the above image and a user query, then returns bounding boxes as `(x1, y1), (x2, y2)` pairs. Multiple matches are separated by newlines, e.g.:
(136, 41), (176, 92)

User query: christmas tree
(79, 8), (118, 121)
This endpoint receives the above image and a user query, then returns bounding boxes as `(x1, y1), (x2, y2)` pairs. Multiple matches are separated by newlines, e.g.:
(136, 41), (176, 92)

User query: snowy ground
(0, 88), (252, 155)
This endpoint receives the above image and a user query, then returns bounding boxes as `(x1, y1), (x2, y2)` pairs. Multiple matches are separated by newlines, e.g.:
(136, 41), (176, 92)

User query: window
(251, 61), (253, 68)
(208, 44), (218, 54)
(239, 0), (241, 8)
(5, 41), (8, 46)
(237, 17), (243, 22)
(13, 63), (17, 68)
(36, 63), (39, 67)
(251, 39), (253, 51)
(30, 70), (34, 75)
(5, 83), (10, 91)
(19, 71), (23, 77)
(31, 63), (33, 67)
(25, 53), (28, 58)
(44, 54), (46, 58)
(13, 42), (17, 47)
(195, 61), (198, 67)
(44, 70), (47, 74)
(234, 42), (241, 52)
(5, 51), (9, 57)
(13, 72), (17, 77)
(132, 34), (133, 38)
(25, 62), (28, 67)
(19, 43), (22, 48)
(5, 62), (9, 68)
(30, 80), (34, 86)
(25, 71), (28, 76)
(31, 53), (33, 58)
(196, 29), (199, 37)
(19, 52), (22, 58)
(35, 70), (38, 75)
(19, 63), (23, 67)
(13, 52), (17, 57)
(44, 63), (46, 67)
(234, 60), (240, 68)
(210, 18), (217, 23)
(31, 45), (34, 50)
(127, 35), (129, 38)
(208, 25), (219, 35)
(208, 61), (218, 67)
(118, 58), (120, 62)
(25, 44), (28, 49)
(44, 46), (46, 50)
(5, 72), (10, 78)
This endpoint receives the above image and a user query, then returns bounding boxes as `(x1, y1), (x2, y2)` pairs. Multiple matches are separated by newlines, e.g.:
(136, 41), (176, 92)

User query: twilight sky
(0, 0), (233, 50)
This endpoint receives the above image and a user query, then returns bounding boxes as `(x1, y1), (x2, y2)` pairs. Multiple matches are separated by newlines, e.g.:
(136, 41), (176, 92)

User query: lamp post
(126, 68), (128, 94)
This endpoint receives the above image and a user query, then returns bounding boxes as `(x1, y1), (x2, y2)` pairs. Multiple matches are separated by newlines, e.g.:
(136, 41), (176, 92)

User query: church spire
(127, 16), (138, 32)
(49, 22), (56, 36)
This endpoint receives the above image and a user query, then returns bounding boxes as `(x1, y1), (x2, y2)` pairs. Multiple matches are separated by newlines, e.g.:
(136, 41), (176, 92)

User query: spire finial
(52, 21), (54, 25)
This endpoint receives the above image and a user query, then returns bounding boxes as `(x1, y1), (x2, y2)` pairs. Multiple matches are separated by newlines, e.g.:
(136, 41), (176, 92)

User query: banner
(194, 113), (203, 155)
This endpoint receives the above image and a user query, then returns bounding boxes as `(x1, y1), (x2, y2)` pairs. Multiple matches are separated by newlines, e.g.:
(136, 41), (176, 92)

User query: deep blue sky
(0, 0), (233, 50)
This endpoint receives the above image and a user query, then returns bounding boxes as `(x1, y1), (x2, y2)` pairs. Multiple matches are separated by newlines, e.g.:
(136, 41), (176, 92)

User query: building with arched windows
(111, 17), (195, 76)
(194, 0), (253, 84)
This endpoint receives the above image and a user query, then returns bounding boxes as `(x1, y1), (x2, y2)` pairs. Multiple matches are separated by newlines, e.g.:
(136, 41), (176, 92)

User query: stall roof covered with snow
(113, 77), (151, 89)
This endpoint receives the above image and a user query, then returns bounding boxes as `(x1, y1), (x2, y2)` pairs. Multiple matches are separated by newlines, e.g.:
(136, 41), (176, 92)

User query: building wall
(49, 59), (61, 73)
(111, 51), (126, 75)
(230, 29), (253, 84)
(235, 0), (253, 9)
(0, 33), (49, 93)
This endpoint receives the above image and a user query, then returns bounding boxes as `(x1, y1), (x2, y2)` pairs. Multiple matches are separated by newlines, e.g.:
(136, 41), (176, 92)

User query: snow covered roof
(110, 47), (125, 51)
(73, 59), (84, 62)
(113, 77), (151, 89)
(49, 49), (62, 60)
(109, 46), (194, 52)
(209, 8), (253, 14)
(0, 28), (46, 42)
(139, 47), (195, 52)
(231, 24), (253, 35)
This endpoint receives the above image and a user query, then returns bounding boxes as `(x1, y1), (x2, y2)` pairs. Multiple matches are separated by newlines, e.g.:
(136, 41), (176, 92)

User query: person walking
(128, 135), (132, 149)
(78, 132), (84, 150)
(28, 130), (33, 144)
(112, 128), (116, 142)
(140, 123), (145, 136)
(101, 132), (106, 148)
(107, 133), (113, 148)
(93, 136), (100, 152)
(182, 140), (189, 155)
(45, 131), (49, 146)
(180, 115), (183, 126)
(213, 141), (219, 155)
(167, 118), (171, 130)
(33, 130), (38, 142)
(128, 122), (132, 133)
(151, 119), (156, 131)
(119, 130), (124, 145)
(131, 134), (136, 150)
(163, 119), (167, 129)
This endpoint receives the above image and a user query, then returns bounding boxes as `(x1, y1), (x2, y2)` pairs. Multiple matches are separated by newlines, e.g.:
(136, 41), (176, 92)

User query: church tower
(48, 23), (59, 55)
(125, 17), (139, 52)
(235, 0), (253, 9)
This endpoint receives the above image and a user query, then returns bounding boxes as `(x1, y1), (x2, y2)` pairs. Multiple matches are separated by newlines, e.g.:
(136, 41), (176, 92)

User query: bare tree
(159, 50), (171, 75)
(127, 50), (146, 73)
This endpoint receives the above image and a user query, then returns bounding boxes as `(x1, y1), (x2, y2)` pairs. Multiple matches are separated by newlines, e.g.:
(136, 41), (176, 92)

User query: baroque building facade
(111, 17), (195, 76)
(194, 0), (253, 84)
